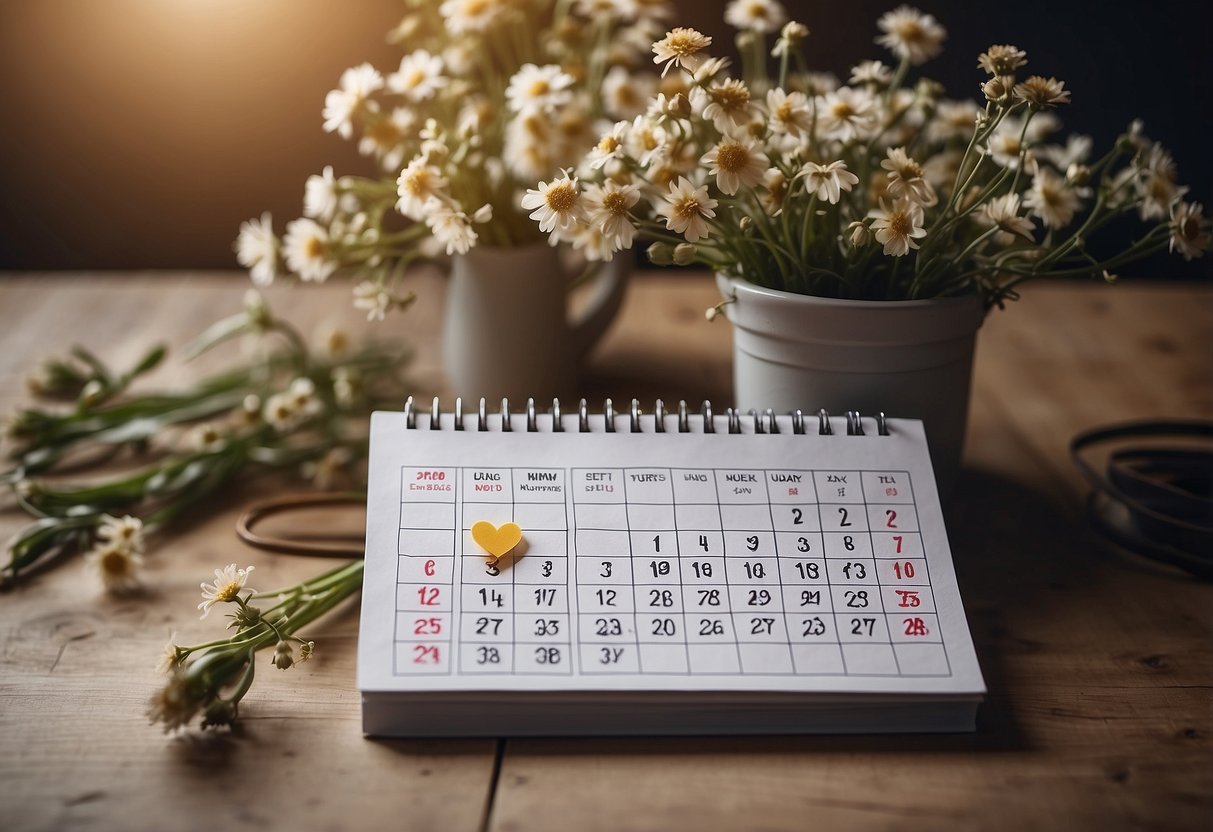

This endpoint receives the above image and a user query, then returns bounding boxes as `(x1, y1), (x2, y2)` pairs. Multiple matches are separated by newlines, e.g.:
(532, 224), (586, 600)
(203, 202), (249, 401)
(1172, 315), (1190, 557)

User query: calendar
(358, 402), (985, 736)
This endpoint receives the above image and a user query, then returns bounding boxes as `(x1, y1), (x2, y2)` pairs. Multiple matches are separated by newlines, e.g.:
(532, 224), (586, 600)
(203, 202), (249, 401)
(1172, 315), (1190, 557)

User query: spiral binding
(402, 396), (891, 436)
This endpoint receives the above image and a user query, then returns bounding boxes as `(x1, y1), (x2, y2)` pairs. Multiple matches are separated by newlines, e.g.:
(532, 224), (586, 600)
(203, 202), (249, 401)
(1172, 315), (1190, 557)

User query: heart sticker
(471, 521), (523, 563)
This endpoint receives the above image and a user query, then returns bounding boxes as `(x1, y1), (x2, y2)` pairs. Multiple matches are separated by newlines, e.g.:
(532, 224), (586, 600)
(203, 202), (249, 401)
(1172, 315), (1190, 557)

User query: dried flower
(509, 5), (1206, 308)
(652, 27), (713, 76)
(197, 563), (255, 619)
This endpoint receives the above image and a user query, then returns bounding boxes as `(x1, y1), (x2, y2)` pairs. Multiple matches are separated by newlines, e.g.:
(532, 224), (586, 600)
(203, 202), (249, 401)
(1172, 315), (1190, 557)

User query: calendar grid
(392, 465), (956, 680)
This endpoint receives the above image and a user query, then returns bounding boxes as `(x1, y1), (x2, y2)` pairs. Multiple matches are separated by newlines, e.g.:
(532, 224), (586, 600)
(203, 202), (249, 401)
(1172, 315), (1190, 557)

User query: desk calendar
(358, 401), (985, 736)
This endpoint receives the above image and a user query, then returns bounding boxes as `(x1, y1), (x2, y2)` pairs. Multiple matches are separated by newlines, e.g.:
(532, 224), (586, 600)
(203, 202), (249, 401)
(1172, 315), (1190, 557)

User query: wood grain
(1, 273), (1211, 832)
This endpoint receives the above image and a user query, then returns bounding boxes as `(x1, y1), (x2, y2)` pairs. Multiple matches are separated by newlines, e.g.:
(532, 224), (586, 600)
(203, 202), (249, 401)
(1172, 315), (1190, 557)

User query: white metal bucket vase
(443, 244), (630, 403)
(716, 273), (985, 492)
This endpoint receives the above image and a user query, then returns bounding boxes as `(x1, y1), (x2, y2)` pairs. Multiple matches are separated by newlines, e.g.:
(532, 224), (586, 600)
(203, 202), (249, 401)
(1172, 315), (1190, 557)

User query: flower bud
(705, 306), (719, 322)
(673, 243), (697, 265)
(79, 379), (106, 409)
(982, 78), (1007, 103)
(739, 216), (753, 233)
(1066, 163), (1090, 187)
(273, 641), (295, 670)
(668, 93), (692, 119)
(781, 21), (810, 45)
(646, 242), (674, 266)
(847, 221), (871, 246)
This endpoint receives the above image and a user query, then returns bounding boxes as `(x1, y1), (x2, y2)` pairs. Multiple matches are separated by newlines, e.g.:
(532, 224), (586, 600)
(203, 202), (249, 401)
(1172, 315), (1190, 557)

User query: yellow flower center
(675, 196), (703, 219)
(100, 549), (130, 576)
(528, 79), (550, 97)
(1181, 217), (1200, 239)
(711, 82), (750, 112)
(303, 236), (325, 259)
(545, 182), (577, 213)
(897, 159), (923, 179)
(465, 0), (489, 15)
(666, 31), (707, 57)
(597, 135), (620, 153)
(367, 120), (401, 147)
(775, 101), (794, 122)
(715, 143), (749, 173)
(213, 579), (243, 603)
(831, 101), (855, 119)
(896, 21), (925, 43)
(601, 191), (631, 215)
(404, 69), (426, 90)
(889, 211), (913, 236)
(747, 2), (768, 18)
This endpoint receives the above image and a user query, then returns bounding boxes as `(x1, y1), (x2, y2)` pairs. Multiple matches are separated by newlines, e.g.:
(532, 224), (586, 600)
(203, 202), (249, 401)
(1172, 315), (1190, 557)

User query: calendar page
(358, 411), (985, 698)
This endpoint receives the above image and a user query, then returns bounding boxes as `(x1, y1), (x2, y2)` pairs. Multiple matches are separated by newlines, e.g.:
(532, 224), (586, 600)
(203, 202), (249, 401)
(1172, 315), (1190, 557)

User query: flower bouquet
(521, 1), (1208, 303)
(235, 0), (676, 320)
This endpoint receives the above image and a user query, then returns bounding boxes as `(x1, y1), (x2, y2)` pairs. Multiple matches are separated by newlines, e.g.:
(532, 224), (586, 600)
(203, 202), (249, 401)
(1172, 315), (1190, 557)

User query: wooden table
(1, 272), (1210, 831)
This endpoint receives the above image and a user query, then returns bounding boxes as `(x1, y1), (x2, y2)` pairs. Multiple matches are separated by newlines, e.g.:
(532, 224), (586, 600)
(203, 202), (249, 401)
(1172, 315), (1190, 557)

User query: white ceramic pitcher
(442, 244), (630, 403)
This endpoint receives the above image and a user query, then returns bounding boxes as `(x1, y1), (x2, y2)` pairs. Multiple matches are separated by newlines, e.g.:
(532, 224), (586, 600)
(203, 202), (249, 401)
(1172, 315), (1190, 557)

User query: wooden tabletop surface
(1, 271), (1211, 831)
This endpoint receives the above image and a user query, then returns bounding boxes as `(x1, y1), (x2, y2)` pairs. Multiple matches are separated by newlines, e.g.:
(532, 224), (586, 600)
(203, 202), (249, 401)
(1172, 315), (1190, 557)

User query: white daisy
(304, 166), (341, 223)
(926, 99), (980, 144)
(1013, 76), (1070, 109)
(977, 44), (1028, 76)
(765, 88), (812, 138)
(1039, 134), (1092, 171)
(602, 66), (656, 120)
(881, 147), (938, 206)
(288, 377), (323, 420)
(353, 280), (391, 321)
(264, 392), (298, 432)
(702, 79), (754, 135)
(568, 223), (619, 262)
(658, 176), (718, 242)
(760, 167), (787, 215)
(876, 5), (946, 66)
(800, 160), (859, 204)
(1136, 145), (1186, 221)
(84, 540), (143, 594)
(849, 60), (893, 87)
(322, 63), (383, 140)
(396, 157), (450, 221)
(386, 50), (447, 103)
(282, 218), (338, 283)
(771, 19), (810, 56)
(724, 0), (787, 34)
(426, 206), (479, 255)
(440, 0), (510, 34)
(652, 27), (713, 76)
(197, 563), (256, 619)
(505, 64), (575, 114)
(1023, 167), (1081, 229)
(868, 200), (927, 256)
(522, 172), (587, 234)
(185, 422), (225, 453)
(234, 212), (278, 287)
(358, 108), (416, 173)
(816, 86), (878, 143)
(983, 119), (1037, 171)
(701, 139), (768, 195)
(97, 514), (145, 553)
(588, 121), (631, 170)
(981, 193), (1035, 241)
(1169, 201), (1211, 261)
(585, 180), (641, 249)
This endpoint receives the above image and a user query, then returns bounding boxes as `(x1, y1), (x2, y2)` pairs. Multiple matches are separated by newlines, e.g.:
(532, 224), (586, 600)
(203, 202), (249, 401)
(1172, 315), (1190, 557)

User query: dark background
(0, 0), (1209, 278)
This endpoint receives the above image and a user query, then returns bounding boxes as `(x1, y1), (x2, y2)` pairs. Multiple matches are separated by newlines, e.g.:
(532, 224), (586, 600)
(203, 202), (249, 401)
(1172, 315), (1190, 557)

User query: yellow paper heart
(471, 521), (523, 562)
